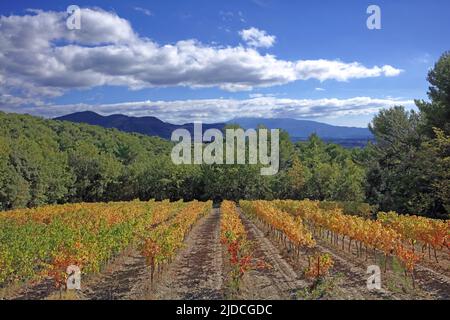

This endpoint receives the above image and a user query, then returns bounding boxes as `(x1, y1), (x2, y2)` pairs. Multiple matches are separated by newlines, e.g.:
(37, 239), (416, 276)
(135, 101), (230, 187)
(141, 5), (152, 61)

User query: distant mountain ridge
(55, 111), (373, 147)
(56, 111), (225, 140)
(228, 117), (373, 139)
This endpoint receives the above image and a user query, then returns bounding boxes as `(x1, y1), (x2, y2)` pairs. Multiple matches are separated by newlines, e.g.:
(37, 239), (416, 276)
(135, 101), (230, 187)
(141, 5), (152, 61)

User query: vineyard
(0, 199), (448, 300)
(0, 200), (212, 298)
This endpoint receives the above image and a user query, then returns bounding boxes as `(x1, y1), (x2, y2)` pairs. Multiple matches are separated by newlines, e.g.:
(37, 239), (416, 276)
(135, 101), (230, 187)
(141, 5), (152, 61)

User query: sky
(0, 0), (449, 127)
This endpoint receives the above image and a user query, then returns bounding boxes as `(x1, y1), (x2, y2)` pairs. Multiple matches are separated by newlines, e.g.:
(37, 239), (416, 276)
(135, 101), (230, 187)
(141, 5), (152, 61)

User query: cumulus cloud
(0, 8), (403, 101)
(239, 27), (276, 48)
(295, 60), (402, 81)
(2, 97), (415, 124)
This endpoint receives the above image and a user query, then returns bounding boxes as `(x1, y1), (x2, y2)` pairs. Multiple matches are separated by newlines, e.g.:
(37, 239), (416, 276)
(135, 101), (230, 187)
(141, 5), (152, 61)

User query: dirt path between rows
(312, 242), (398, 300)
(311, 238), (450, 300)
(4, 279), (56, 300)
(238, 210), (399, 300)
(4, 248), (151, 300)
(414, 265), (450, 300)
(151, 208), (224, 300)
(7, 208), (224, 300)
(313, 234), (450, 300)
(81, 249), (151, 300)
(238, 210), (306, 300)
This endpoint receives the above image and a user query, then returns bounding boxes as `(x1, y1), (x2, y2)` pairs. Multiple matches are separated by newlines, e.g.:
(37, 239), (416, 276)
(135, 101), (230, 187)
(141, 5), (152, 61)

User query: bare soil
(81, 250), (151, 300)
(150, 208), (224, 300)
(312, 234), (450, 300)
(2, 279), (56, 300)
(237, 212), (306, 300)
(242, 214), (393, 300)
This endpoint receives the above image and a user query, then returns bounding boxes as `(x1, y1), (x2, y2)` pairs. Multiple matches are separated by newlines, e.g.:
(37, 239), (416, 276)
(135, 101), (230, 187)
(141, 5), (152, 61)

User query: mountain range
(55, 111), (373, 147)
(228, 117), (372, 140)
(56, 111), (225, 140)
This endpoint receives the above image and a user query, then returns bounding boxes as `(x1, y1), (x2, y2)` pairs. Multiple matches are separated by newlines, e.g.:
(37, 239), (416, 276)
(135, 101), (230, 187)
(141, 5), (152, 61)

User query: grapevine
(0, 200), (210, 290)
(140, 200), (212, 283)
(273, 200), (421, 280)
(220, 201), (255, 294)
(378, 211), (449, 262)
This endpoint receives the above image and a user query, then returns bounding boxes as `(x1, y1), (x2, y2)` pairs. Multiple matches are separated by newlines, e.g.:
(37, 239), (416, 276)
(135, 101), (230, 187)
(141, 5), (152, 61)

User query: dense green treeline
(0, 114), (173, 208)
(0, 52), (448, 218)
(0, 111), (366, 210)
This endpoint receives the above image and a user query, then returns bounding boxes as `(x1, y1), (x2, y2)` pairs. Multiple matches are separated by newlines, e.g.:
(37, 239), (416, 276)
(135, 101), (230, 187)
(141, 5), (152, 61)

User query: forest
(0, 52), (449, 219)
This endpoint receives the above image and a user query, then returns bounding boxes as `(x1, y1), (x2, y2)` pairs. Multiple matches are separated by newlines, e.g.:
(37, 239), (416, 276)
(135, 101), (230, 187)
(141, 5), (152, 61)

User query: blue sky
(0, 0), (449, 127)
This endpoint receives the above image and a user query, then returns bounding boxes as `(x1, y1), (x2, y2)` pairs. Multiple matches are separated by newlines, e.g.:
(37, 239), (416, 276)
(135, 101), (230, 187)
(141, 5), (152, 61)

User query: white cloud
(248, 93), (278, 98)
(3, 97), (415, 124)
(315, 87), (325, 91)
(0, 9), (403, 101)
(239, 27), (276, 48)
(295, 60), (402, 82)
(381, 65), (403, 77)
(133, 7), (153, 16)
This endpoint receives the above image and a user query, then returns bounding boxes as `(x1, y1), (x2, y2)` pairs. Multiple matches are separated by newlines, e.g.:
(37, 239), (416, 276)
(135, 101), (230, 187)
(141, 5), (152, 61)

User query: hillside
(55, 112), (373, 146)
(56, 111), (226, 140)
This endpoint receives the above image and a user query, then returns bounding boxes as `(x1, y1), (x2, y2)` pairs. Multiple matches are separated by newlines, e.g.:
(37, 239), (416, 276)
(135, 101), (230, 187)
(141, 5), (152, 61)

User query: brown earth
(150, 208), (224, 300)
(241, 213), (393, 300)
(311, 234), (450, 300)
(237, 212), (306, 300)
(238, 208), (449, 300)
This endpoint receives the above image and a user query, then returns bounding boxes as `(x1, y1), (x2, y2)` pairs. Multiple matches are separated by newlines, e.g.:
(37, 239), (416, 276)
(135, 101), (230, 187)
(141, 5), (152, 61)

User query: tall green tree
(286, 155), (307, 199)
(367, 107), (423, 213)
(416, 51), (450, 136)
